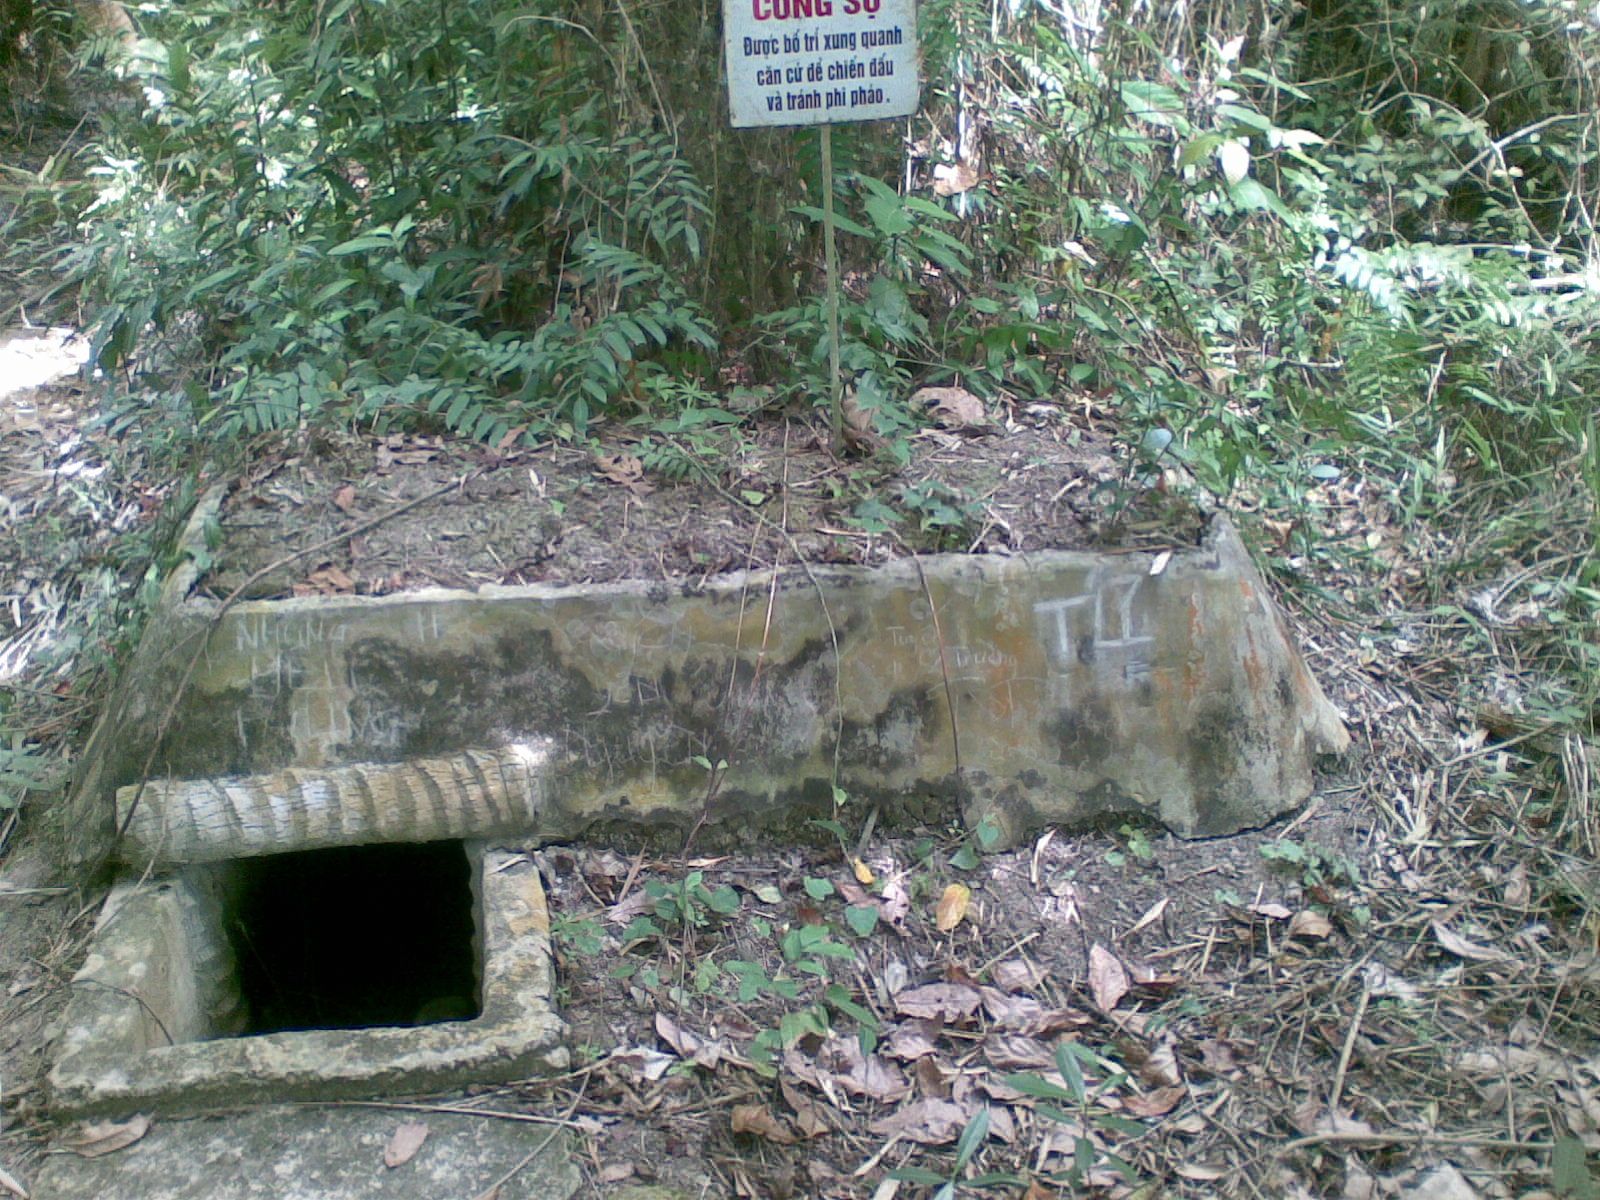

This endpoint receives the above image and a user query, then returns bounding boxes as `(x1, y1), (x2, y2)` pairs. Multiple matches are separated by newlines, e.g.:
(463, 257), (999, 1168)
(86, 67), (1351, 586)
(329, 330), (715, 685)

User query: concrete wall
(73, 503), (1347, 866)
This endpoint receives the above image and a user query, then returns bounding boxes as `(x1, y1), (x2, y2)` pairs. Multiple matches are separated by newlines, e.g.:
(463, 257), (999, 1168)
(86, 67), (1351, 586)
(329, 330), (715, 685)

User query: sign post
(722, 0), (920, 450)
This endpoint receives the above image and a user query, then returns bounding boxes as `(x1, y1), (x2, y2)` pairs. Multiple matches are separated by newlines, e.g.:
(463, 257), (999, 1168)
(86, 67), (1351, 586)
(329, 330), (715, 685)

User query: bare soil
(200, 404), (1204, 600)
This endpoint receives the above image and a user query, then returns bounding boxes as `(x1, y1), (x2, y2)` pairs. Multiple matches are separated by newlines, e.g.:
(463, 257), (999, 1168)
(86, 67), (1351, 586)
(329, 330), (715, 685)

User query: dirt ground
(1, 326), (1596, 1200)
(199, 397), (1202, 601)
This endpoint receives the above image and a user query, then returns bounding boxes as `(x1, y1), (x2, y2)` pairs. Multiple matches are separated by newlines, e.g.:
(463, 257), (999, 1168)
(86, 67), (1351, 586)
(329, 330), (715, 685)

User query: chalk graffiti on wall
(1033, 571), (1154, 698)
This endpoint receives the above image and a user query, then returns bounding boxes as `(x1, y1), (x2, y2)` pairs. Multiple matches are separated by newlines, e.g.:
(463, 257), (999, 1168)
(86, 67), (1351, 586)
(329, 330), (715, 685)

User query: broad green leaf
(1001, 1072), (1076, 1102)
(1217, 102), (1273, 132)
(845, 904), (879, 937)
(1056, 1040), (1087, 1104)
(792, 204), (874, 239)
(954, 1107), (990, 1168)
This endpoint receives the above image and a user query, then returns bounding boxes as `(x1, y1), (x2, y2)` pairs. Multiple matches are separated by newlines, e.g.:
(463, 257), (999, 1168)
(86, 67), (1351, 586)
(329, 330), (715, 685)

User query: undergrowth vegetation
(7, 0), (1591, 533)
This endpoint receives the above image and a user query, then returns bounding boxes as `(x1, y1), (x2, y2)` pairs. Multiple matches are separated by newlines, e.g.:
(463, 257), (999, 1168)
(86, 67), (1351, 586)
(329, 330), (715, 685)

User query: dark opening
(224, 840), (480, 1035)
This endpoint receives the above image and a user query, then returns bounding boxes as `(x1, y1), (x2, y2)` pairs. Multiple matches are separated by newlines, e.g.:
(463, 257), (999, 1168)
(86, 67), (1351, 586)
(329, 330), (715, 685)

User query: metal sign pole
(821, 122), (843, 455)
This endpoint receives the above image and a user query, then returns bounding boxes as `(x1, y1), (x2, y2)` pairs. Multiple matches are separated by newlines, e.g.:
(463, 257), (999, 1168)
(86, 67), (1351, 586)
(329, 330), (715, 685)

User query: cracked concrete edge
(46, 844), (569, 1119)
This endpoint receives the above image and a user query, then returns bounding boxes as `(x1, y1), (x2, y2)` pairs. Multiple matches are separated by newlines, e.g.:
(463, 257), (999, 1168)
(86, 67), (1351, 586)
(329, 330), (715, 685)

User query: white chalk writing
(1033, 573), (1152, 666)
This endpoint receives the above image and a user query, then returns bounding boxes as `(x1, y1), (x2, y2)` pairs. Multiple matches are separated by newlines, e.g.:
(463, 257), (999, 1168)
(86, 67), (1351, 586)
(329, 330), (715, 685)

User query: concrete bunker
(49, 490), (1348, 1116)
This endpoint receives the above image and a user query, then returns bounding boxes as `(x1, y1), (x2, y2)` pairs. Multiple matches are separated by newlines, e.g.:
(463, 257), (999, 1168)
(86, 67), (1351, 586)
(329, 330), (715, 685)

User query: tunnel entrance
(225, 840), (481, 1035)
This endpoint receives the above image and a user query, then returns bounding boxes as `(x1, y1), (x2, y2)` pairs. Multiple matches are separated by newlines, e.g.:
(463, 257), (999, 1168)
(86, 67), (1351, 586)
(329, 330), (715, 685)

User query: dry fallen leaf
(609, 1044), (675, 1081)
(1124, 1032), (1184, 1088)
(1503, 862), (1531, 908)
(878, 876), (910, 926)
(1248, 899), (1293, 920)
(1401, 1163), (1480, 1200)
(1125, 896), (1169, 939)
(594, 452), (653, 496)
(785, 1036), (910, 1103)
(1088, 943), (1131, 1012)
(990, 958), (1044, 993)
(883, 1021), (941, 1061)
(780, 1078), (836, 1138)
(331, 483), (357, 512)
(382, 1121), (430, 1169)
(931, 162), (980, 196)
(979, 986), (1046, 1032)
(1432, 921), (1505, 962)
(912, 386), (986, 428)
(1288, 909), (1334, 940)
(732, 1103), (797, 1144)
(1122, 1084), (1188, 1117)
(655, 1012), (726, 1069)
(60, 1114), (151, 1158)
(839, 387), (885, 453)
(983, 1034), (1055, 1070)
(935, 882), (971, 932)
(312, 563), (357, 593)
(867, 1097), (971, 1145)
(894, 982), (982, 1023)
(1291, 1103), (1375, 1139)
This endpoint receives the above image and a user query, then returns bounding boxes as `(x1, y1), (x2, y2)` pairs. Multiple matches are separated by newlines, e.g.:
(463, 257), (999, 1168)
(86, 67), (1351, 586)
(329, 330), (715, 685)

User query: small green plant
(620, 869), (741, 948)
(1554, 1134), (1600, 1200)
(1002, 1041), (1145, 1190)
(1258, 839), (1359, 890)
(896, 480), (983, 548)
(549, 914), (605, 958)
(779, 922), (854, 976)
(950, 815), (1003, 871)
(1104, 823), (1156, 868)
(889, 1107), (1019, 1199)
(0, 734), (61, 811)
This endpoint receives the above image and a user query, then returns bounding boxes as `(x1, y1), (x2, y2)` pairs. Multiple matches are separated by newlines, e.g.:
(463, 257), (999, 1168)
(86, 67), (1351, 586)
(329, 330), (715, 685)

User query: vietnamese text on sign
(723, 0), (919, 128)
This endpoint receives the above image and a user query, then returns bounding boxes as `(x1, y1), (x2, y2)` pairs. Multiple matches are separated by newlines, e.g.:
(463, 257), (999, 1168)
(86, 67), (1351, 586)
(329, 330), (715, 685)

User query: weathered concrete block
(48, 844), (567, 1116)
(74, 498), (1347, 866)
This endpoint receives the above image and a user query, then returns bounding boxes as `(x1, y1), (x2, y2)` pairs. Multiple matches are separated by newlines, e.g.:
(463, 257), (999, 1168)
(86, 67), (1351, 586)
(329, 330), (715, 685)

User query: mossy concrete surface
(47, 844), (567, 1117)
(31, 1106), (579, 1200)
(70, 492), (1347, 866)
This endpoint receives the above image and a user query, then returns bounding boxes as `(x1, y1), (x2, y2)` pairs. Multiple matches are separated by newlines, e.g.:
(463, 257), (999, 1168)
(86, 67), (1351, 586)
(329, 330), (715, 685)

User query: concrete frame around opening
(48, 842), (567, 1117)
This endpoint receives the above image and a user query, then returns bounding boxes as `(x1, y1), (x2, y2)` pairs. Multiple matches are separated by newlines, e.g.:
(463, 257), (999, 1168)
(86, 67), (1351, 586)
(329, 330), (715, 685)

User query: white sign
(723, 0), (919, 128)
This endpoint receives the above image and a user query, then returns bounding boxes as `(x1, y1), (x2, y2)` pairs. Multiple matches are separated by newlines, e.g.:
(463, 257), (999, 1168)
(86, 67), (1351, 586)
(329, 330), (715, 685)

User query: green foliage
(1554, 1134), (1600, 1199)
(996, 1040), (1143, 1190)
(1103, 823), (1155, 868)
(1259, 839), (1360, 889)
(76, 0), (717, 452)
(550, 914), (605, 958)
(889, 1106), (1020, 1199)
(0, 730), (64, 811)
